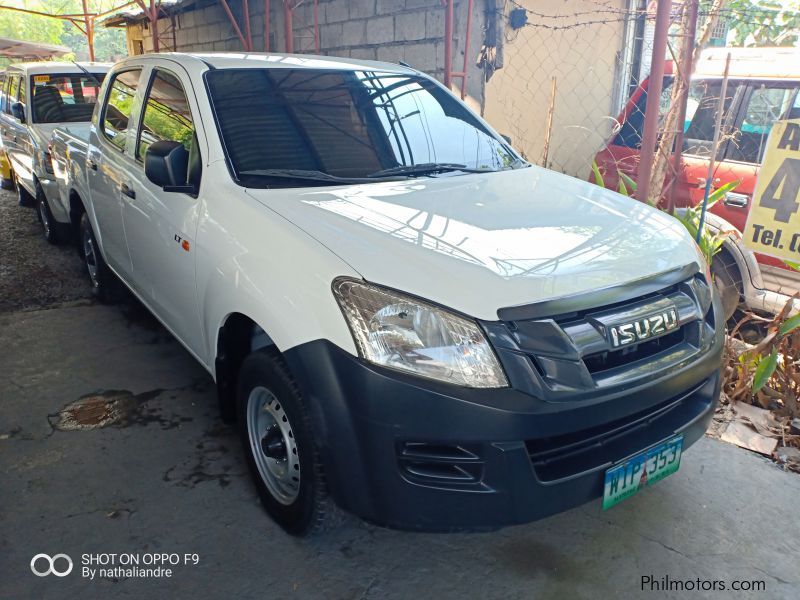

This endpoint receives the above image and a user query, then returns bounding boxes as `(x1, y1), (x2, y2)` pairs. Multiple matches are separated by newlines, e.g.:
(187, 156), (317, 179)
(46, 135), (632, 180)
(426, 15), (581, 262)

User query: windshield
(205, 68), (523, 187)
(31, 73), (105, 124)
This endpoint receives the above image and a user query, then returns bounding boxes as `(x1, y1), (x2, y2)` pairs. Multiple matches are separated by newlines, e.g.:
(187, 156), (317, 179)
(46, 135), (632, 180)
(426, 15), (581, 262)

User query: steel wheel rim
(82, 228), (99, 288)
(39, 199), (50, 237)
(246, 386), (300, 505)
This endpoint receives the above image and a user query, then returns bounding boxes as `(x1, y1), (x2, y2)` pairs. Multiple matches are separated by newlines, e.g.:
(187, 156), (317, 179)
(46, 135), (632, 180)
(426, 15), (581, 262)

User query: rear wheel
(237, 350), (335, 536)
(37, 186), (68, 244)
(16, 175), (34, 207)
(79, 212), (117, 303)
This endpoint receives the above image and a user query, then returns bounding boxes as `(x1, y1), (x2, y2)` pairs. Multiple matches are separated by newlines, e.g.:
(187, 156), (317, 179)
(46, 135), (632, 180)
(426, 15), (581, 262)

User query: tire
(16, 175), (35, 207)
(711, 252), (741, 322)
(37, 186), (69, 244)
(236, 350), (335, 536)
(79, 212), (117, 303)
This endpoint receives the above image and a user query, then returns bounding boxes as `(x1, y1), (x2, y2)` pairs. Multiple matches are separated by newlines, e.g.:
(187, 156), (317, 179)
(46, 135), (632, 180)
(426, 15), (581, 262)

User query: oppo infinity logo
(30, 553), (74, 577)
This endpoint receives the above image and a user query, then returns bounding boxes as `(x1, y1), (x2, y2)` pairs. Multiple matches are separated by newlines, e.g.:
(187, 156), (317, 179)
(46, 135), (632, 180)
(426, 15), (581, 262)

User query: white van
(0, 61), (110, 242)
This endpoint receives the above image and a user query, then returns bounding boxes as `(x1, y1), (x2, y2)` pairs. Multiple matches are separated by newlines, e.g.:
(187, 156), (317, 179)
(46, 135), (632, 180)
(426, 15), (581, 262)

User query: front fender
(702, 211), (763, 291)
(195, 182), (361, 377)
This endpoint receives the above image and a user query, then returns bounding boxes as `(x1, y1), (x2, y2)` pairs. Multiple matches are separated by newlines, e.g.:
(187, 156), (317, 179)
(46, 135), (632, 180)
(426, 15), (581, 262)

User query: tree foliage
(715, 0), (800, 46)
(0, 0), (126, 62)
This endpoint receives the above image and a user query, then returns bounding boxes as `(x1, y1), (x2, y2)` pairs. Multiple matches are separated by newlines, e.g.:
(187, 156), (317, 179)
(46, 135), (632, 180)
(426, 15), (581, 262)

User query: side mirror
(11, 102), (25, 123)
(144, 140), (195, 194)
(500, 134), (512, 145)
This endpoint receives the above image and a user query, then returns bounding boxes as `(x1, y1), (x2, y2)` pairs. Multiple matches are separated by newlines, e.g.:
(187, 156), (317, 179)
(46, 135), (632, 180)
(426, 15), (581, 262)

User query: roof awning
(0, 36), (70, 59)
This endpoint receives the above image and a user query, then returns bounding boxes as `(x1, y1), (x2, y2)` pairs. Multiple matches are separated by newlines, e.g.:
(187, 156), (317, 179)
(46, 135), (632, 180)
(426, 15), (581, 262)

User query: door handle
(121, 183), (136, 199)
(723, 192), (749, 208)
(88, 159), (97, 171)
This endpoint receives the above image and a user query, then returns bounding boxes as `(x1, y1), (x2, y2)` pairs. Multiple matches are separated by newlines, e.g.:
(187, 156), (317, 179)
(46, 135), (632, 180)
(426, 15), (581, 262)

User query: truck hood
(246, 166), (702, 320)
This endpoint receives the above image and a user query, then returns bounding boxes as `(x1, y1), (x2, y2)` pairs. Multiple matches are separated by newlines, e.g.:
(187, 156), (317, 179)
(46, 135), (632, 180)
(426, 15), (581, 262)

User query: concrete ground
(1, 189), (799, 600)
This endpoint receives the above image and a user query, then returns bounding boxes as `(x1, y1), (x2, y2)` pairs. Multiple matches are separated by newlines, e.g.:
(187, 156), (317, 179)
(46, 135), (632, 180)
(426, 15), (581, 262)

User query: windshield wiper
(72, 61), (103, 87)
(366, 163), (494, 178)
(239, 168), (397, 185)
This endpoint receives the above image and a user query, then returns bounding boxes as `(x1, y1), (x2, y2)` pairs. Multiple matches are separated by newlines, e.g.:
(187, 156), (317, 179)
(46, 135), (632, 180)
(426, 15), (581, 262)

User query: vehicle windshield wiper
(238, 169), (396, 185)
(366, 163), (494, 178)
(72, 61), (104, 87)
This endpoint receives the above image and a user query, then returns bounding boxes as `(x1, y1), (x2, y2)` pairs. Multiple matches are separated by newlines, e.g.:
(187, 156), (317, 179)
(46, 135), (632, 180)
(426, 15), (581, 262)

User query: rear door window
(102, 69), (142, 152)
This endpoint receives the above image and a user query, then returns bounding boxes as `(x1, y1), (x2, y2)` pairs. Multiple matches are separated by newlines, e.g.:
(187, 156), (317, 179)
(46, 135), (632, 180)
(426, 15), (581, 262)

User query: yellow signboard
(743, 119), (800, 261)
(33, 75), (50, 84)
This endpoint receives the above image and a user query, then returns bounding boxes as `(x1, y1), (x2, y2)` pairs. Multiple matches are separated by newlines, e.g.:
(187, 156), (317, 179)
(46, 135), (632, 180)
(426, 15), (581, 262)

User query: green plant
(670, 180), (740, 264)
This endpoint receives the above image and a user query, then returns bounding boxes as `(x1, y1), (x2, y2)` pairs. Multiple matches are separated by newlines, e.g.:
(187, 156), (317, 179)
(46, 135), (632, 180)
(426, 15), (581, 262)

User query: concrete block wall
(121, 0), (484, 102)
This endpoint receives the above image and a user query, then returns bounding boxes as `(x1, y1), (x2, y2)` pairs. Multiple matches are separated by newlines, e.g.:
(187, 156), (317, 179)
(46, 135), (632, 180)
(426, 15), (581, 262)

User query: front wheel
(236, 350), (336, 536)
(79, 212), (117, 303)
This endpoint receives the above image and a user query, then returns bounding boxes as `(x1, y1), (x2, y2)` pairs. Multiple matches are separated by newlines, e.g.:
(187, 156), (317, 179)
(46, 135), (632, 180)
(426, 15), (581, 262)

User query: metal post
(265, 0), (270, 51)
(667, 0), (698, 213)
(443, 0), (453, 89)
(149, 0), (160, 53)
(242, 0), (253, 51)
(217, 0), (249, 50)
(283, 0), (293, 53)
(313, 0), (319, 53)
(81, 0), (94, 61)
(458, 0), (473, 99)
(635, 0), (671, 202)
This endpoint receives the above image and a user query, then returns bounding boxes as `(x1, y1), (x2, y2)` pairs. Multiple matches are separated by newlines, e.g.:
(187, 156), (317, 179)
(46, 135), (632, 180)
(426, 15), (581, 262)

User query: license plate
(602, 435), (684, 510)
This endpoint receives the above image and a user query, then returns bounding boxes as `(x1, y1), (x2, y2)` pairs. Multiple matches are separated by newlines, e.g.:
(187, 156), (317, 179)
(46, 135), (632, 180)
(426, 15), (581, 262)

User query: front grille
(483, 271), (716, 400)
(582, 327), (685, 374)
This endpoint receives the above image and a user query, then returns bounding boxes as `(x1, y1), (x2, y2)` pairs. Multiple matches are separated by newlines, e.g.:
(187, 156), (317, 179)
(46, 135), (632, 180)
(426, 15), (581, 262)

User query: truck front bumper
(284, 326), (723, 532)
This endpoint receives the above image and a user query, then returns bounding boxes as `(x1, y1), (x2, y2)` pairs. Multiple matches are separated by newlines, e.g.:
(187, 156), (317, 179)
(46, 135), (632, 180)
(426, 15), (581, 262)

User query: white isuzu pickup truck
(50, 52), (723, 536)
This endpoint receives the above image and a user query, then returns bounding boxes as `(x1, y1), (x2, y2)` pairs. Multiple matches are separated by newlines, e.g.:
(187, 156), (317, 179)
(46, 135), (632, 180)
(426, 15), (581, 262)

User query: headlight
(333, 278), (508, 388)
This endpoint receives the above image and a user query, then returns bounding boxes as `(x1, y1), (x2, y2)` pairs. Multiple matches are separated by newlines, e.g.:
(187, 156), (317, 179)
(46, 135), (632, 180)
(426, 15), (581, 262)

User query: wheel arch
(214, 311), (278, 422)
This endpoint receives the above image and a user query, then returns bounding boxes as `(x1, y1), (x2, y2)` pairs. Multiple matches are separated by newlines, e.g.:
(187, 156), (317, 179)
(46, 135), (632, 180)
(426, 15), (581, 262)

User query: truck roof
(120, 52), (417, 75)
(692, 47), (800, 80)
(5, 62), (112, 75)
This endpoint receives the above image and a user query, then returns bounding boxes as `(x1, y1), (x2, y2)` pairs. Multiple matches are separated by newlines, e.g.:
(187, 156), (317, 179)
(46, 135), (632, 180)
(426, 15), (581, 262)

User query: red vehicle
(594, 47), (800, 320)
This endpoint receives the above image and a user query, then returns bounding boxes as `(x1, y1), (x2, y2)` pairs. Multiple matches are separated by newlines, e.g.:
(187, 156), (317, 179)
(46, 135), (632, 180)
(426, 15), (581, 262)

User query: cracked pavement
(1, 192), (800, 599)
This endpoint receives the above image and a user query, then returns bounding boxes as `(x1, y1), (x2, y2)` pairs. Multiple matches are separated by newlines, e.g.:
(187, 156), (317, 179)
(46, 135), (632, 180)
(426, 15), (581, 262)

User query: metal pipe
(667, 0), (698, 213)
(217, 0), (249, 50)
(150, 0), (159, 53)
(283, 0), (293, 53)
(635, 0), (671, 202)
(265, 0), (270, 51)
(81, 0), (94, 60)
(313, 0), (319, 53)
(242, 0), (253, 51)
(459, 0), (473, 99)
(443, 0), (453, 88)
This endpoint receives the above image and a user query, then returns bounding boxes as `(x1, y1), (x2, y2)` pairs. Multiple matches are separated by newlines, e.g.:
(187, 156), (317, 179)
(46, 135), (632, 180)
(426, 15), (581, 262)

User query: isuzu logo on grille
(608, 308), (679, 348)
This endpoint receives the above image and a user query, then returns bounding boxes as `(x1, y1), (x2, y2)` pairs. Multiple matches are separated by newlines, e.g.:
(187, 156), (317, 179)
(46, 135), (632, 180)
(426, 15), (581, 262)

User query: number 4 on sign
(760, 157), (800, 223)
